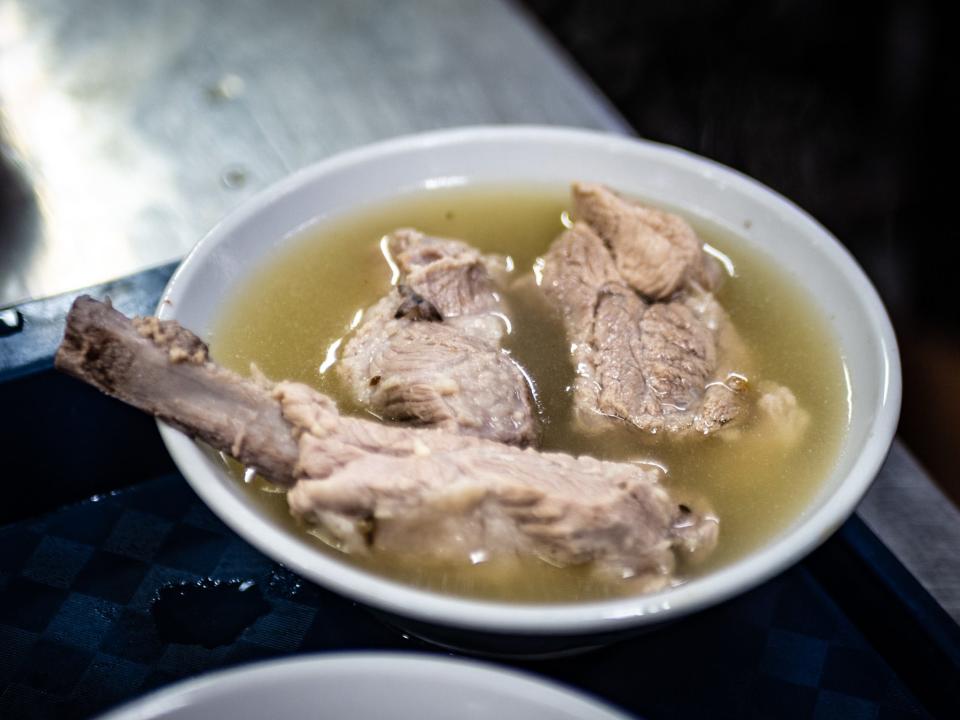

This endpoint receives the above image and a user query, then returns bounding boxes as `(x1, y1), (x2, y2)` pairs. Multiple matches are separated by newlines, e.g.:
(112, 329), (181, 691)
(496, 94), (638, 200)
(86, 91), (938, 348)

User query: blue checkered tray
(3, 267), (959, 719)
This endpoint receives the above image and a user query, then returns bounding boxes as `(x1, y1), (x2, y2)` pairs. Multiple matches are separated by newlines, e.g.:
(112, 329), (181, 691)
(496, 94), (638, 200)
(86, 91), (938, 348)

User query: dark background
(521, 0), (960, 505)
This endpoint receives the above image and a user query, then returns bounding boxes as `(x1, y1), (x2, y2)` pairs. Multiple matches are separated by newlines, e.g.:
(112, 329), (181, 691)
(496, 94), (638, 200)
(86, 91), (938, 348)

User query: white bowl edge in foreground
(95, 653), (632, 720)
(156, 126), (901, 637)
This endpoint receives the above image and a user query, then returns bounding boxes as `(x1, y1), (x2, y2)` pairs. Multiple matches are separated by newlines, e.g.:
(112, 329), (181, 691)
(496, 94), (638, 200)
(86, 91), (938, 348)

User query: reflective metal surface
(0, 0), (625, 306)
(859, 445), (960, 620)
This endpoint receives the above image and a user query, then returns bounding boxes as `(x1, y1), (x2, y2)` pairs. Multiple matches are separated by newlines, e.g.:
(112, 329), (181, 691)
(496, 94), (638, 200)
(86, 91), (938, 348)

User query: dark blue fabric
(0, 474), (938, 719)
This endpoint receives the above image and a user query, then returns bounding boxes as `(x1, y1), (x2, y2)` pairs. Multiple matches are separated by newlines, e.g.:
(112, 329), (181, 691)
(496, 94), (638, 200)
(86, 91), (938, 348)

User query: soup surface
(210, 184), (848, 601)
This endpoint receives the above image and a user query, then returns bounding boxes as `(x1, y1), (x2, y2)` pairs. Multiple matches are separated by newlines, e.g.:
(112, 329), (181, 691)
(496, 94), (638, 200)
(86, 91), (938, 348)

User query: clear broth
(210, 185), (847, 602)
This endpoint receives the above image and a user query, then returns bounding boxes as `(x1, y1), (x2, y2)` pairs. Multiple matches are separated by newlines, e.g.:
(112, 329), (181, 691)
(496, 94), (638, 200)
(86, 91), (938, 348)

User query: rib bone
(55, 296), (718, 583)
(55, 296), (300, 484)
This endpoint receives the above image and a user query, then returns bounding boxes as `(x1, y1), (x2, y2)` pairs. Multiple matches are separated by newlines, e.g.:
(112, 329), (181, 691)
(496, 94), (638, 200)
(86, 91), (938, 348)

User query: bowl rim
(156, 125), (902, 634)
(95, 652), (631, 719)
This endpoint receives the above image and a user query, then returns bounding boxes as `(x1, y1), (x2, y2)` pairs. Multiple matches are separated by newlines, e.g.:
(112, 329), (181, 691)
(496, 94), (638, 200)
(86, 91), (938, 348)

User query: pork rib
(55, 296), (300, 485)
(55, 296), (717, 585)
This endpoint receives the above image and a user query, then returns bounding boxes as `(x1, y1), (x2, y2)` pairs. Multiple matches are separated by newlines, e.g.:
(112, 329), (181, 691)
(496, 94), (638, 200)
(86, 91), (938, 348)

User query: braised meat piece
(339, 229), (538, 445)
(56, 297), (718, 587)
(572, 182), (717, 300)
(540, 221), (745, 435)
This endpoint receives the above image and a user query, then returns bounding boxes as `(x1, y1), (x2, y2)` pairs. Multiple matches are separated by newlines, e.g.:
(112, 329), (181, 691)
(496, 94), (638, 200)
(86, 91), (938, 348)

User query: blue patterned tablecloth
(0, 473), (933, 719)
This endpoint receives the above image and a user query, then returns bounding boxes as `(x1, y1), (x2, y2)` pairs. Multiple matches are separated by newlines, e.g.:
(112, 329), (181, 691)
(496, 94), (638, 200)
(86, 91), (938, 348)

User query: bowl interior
(156, 127), (900, 634)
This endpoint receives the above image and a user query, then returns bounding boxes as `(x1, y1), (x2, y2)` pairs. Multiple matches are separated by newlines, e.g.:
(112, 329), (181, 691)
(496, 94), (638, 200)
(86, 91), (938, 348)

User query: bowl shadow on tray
(366, 608), (665, 659)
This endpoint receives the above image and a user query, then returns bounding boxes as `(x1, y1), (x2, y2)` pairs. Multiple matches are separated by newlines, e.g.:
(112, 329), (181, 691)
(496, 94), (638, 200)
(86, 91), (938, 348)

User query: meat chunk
(540, 223), (746, 435)
(276, 367), (487, 481)
(386, 229), (501, 316)
(756, 382), (811, 447)
(291, 450), (709, 589)
(55, 297), (299, 484)
(280, 382), (717, 587)
(339, 230), (538, 445)
(56, 297), (718, 588)
(572, 182), (716, 299)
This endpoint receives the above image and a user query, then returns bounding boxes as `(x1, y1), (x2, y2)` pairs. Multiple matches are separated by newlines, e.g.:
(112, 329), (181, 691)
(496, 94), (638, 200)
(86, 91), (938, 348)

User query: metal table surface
(1, 0), (958, 630)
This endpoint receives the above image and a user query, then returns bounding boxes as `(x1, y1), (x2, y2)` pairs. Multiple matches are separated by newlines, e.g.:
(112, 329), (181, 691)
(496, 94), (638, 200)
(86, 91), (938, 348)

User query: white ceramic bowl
(95, 653), (632, 719)
(156, 126), (900, 645)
